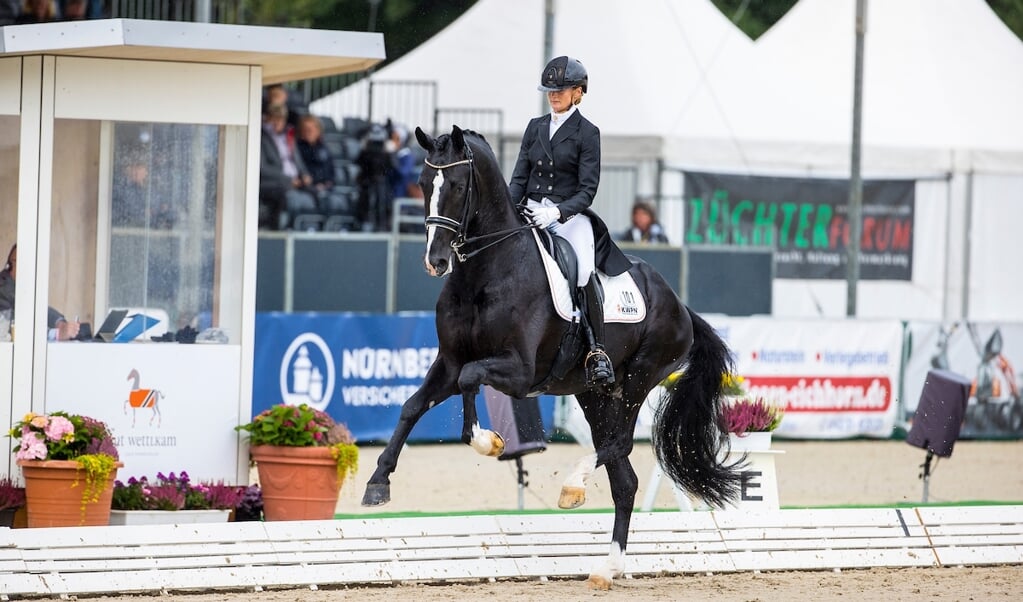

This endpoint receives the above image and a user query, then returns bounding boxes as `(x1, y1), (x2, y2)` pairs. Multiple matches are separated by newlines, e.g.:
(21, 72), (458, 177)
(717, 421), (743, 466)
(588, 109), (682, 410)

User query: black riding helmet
(537, 56), (588, 93)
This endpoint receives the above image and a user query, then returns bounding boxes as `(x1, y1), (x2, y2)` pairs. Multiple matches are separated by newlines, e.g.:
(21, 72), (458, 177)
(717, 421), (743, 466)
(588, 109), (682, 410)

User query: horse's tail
(652, 308), (743, 508)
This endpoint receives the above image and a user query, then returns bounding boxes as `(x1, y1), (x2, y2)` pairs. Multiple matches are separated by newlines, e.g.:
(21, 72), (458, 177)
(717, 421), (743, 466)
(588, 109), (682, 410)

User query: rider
(508, 56), (631, 387)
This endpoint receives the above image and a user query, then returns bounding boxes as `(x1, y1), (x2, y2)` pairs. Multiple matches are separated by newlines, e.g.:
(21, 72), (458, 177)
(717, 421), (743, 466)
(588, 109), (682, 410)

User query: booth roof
(0, 18), (384, 84)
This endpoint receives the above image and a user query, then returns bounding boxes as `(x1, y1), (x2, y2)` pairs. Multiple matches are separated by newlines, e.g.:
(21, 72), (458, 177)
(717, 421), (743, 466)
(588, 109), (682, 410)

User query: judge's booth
(0, 20), (383, 483)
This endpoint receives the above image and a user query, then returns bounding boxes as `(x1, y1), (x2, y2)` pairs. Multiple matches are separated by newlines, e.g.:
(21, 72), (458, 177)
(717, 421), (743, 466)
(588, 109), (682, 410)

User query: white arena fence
(2, 506), (1021, 598)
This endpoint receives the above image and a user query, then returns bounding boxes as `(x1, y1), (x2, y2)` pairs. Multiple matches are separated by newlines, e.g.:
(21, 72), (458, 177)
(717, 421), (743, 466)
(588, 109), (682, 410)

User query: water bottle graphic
(308, 366), (323, 403)
(292, 346), (312, 394)
(281, 334), (335, 410)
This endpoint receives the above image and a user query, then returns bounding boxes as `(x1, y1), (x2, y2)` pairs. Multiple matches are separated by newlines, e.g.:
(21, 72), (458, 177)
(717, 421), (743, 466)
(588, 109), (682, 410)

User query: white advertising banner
(45, 344), (243, 483)
(707, 316), (904, 439)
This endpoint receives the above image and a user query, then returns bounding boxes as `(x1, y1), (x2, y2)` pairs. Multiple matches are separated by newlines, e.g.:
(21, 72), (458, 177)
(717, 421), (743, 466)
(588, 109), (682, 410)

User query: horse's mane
(433, 129), (497, 164)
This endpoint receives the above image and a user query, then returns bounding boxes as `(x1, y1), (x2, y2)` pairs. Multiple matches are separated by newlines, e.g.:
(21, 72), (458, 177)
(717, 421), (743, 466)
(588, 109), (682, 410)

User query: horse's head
(415, 125), (475, 277)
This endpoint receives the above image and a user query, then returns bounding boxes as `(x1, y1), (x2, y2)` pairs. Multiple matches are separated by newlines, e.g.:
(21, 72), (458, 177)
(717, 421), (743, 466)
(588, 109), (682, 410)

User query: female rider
(508, 56), (631, 387)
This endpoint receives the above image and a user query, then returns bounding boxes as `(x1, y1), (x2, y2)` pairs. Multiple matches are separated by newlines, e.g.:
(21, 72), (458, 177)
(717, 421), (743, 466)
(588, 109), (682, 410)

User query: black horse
(362, 126), (742, 589)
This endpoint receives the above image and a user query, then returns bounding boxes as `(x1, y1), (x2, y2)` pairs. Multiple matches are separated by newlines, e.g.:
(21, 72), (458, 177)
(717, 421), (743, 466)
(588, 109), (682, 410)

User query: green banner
(684, 172), (915, 280)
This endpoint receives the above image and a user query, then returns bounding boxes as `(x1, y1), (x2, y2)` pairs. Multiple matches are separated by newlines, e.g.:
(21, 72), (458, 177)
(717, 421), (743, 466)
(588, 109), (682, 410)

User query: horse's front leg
(457, 355), (534, 457)
(362, 361), (458, 506)
(459, 389), (504, 457)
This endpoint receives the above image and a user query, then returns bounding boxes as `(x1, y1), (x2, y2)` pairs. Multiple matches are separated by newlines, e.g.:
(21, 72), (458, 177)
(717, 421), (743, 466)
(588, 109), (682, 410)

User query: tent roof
(313, 0), (1023, 173)
(0, 19), (385, 84)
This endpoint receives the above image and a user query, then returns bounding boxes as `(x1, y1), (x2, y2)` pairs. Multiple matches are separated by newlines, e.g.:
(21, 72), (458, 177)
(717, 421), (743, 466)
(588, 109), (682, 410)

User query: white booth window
(49, 119), (245, 342)
(0, 115), (18, 341)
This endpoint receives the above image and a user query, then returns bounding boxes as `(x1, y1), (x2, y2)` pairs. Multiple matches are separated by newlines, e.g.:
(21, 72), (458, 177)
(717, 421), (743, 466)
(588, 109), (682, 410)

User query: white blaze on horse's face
(424, 168), (453, 277)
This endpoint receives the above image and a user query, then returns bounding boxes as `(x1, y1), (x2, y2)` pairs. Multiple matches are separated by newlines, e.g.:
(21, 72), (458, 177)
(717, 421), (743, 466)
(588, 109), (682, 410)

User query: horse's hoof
(487, 431), (505, 457)
(586, 574), (612, 590)
(558, 486), (586, 509)
(361, 483), (391, 507)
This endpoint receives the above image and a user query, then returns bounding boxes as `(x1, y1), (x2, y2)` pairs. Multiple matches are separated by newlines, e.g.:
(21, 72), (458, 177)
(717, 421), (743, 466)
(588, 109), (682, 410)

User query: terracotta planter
(250, 445), (341, 521)
(18, 459), (122, 527)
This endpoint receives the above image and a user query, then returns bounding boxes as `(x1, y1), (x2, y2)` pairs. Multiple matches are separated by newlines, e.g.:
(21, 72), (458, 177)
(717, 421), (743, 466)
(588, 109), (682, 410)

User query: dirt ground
(90, 440), (1023, 601)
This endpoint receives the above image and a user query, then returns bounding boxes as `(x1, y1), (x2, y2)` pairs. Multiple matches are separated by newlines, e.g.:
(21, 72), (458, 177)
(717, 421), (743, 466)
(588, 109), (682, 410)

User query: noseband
(424, 143), (534, 262)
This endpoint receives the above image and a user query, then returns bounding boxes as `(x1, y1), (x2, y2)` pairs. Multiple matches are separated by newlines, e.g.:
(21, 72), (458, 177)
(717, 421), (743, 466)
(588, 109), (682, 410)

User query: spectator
(264, 83), (307, 131)
(14, 0), (57, 23)
(259, 102), (316, 230)
(296, 114), (352, 216)
(59, 0), (85, 20)
(389, 124), (422, 200)
(296, 115), (334, 193)
(0, 244), (80, 341)
(619, 200), (669, 244)
(355, 123), (396, 231)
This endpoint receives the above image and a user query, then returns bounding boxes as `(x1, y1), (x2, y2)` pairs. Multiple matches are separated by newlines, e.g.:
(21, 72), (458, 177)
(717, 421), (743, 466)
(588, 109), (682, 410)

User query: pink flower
(16, 431), (48, 460)
(44, 416), (75, 442)
(29, 414), (48, 429)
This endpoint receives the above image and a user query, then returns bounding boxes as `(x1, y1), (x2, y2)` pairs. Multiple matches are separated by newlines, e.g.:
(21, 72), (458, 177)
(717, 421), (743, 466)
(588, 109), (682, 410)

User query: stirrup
(585, 349), (615, 385)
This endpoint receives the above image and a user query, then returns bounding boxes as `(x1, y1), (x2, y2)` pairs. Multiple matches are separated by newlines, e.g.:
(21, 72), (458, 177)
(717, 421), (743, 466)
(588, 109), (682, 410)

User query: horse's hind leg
(558, 391), (641, 510)
(362, 361), (458, 506)
(587, 457), (638, 590)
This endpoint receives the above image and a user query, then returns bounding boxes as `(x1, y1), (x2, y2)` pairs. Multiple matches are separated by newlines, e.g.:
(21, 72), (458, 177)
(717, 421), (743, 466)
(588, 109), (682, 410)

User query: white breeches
(527, 198), (594, 287)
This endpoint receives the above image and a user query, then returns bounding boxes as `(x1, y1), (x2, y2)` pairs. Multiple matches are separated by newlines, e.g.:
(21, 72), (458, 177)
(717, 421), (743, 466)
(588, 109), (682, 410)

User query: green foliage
(236, 403), (353, 447)
(988, 0), (1023, 41)
(710, 0), (798, 40)
(242, 0), (477, 71)
(73, 453), (119, 519)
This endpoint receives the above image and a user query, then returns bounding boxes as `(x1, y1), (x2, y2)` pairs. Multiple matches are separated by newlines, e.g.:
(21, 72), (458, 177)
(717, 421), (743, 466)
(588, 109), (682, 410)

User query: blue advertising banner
(253, 312), (555, 443)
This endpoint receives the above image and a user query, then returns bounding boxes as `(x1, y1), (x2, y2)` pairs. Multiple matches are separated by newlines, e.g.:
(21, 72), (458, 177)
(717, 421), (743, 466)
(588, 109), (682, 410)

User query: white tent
(312, 0), (1023, 322)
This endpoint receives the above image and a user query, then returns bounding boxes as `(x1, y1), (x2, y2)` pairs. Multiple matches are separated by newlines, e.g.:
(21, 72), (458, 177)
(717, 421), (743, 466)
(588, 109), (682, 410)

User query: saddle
(536, 228), (579, 306)
(525, 226), (647, 395)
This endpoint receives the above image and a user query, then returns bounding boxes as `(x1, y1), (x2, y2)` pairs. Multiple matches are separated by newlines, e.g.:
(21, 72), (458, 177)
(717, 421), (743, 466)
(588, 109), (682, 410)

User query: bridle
(423, 143), (535, 263)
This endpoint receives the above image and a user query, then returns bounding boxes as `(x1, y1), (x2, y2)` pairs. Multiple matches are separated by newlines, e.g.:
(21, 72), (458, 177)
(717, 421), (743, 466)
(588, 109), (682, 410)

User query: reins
(424, 147), (536, 263)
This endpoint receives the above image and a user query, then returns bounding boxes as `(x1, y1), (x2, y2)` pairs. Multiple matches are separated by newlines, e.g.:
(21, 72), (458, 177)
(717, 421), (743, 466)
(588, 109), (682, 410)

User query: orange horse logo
(124, 368), (164, 427)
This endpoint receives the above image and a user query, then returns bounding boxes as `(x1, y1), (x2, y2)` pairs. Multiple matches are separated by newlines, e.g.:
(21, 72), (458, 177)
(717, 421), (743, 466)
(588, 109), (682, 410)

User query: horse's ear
(414, 127), (434, 152)
(451, 125), (465, 152)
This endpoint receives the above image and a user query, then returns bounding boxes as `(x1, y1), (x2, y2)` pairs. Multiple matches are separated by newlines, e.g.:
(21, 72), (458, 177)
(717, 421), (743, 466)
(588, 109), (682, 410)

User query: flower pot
(728, 431), (773, 452)
(109, 509), (231, 526)
(250, 445), (341, 521)
(0, 507), (17, 528)
(18, 459), (122, 527)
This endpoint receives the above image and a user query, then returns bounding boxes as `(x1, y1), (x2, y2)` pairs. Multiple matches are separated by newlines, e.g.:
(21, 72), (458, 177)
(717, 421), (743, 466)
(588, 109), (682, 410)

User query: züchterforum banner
(683, 172), (915, 280)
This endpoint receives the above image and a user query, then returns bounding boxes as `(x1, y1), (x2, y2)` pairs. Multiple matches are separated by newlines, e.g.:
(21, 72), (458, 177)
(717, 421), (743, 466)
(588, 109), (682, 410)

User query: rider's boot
(581, 273), (615, 386)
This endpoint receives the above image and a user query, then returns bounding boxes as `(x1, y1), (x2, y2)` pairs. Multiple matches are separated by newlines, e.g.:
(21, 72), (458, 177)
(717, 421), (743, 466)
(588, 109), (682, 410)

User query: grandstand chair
(324, 214), (358, 232)
(292, 213), (325, 232)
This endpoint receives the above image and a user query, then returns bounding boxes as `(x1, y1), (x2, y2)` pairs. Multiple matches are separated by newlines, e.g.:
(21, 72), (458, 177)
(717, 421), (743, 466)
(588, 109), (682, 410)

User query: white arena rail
(1, 506), (1021, 598)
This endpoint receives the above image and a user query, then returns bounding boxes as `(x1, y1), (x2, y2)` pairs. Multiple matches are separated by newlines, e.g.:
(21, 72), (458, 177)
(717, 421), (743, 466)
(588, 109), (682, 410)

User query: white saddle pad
(531, 228), (646, 324)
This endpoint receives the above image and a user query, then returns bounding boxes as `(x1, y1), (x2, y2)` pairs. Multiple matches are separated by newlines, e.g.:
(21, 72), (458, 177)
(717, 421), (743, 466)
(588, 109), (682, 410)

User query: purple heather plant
(113, 471), (243, 511)
(721, 396), (784, 434)
(0, 476), (26, 511)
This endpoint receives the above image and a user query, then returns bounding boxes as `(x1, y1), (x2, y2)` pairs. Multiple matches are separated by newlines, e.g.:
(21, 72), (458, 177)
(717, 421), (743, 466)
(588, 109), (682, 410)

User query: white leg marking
(424, 170), (445, 275)
(591, 543), (626, 583)
(563, 452), (598, 489)
(469, 422), (494, 455)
